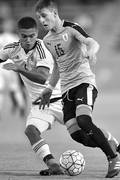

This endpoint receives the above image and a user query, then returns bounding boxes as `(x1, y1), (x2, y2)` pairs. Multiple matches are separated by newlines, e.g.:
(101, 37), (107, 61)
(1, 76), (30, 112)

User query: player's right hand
(33, 88), (52, 109)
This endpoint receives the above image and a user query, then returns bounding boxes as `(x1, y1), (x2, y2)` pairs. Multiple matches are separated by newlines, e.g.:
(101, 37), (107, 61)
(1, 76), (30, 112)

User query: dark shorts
(62, 83), (98, 123)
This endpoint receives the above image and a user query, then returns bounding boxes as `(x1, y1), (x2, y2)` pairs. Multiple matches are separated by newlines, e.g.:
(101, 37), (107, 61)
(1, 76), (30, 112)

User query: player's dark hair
(35, 0), (58, 12)
(17, 17), (37, 29)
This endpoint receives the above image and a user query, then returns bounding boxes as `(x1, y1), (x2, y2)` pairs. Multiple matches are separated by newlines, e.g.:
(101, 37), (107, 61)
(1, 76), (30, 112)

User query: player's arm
(42, 39), (60, 88)
(48, 58), (60, 88)
(3, 63), (50, 84)
(71, 27), (100, 61)
(33, 56), (60, 109)
(83, 37), (100, 57)
(17, 65), (49, 84)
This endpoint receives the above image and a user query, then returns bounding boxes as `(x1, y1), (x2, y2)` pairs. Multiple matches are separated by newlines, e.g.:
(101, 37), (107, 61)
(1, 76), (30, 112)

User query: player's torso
(44, 27), (96, 94)
(44, 27), (83, 71)
(8, 40), (61, 101)
(9, 41), (42, 69)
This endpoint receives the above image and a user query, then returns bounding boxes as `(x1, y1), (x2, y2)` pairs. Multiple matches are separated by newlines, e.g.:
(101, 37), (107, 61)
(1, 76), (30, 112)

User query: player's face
(18, 28), (38, 51)
(36, 8), (56, 31)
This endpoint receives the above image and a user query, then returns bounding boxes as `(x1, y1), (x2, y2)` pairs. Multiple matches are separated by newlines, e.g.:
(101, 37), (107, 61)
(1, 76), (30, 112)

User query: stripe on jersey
(3, 42), (19, 50)
(63, 21), (90, 38)
(36, 42), (46, 59)
(33, 96), (62, 105)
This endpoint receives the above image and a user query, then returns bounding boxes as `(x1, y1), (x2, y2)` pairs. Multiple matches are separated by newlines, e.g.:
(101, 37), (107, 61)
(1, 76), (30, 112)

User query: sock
(71, 130), (97, 147)
(77, 115), (117, 159)
(32, 139), (54, 161)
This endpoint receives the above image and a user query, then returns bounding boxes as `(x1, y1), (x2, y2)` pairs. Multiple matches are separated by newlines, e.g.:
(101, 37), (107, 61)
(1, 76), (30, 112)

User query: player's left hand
(3, 63), (18, 71)
(33, 88), (52, 109)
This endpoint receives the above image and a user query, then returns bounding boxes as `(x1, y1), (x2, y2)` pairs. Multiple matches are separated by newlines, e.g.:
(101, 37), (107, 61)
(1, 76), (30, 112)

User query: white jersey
(0, 39), (61, 102)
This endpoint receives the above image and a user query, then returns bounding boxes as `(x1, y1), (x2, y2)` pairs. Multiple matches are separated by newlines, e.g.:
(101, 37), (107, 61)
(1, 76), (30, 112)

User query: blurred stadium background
(0, 1), (120, 179)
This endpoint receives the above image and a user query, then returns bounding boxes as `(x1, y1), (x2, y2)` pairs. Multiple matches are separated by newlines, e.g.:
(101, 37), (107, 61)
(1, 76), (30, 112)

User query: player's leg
(74, 83), (120, 178)
(67, 119), (119, 154)
(53, 97), (120, 177)
(25, 106), (64, 175)
(62, 88), (120, 154)
(101, 129), (120, 154)
(62, 91), (106, 148)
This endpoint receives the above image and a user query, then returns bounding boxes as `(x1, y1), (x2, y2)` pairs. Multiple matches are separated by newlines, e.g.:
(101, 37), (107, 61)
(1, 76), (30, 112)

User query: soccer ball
(59, 150), (85, 176)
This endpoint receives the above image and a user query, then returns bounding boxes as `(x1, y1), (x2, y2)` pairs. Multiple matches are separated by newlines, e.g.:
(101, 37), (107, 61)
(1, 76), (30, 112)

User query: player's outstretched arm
(73, 28), (100, 64)
(3, 63), (49, 84)
(33, 59), (60, 109)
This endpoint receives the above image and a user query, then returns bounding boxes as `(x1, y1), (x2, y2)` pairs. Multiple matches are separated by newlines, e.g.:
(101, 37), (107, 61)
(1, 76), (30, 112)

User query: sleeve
(63, 21), (89, 38)
(70, 27), (88, 44)
(36, 40), (54, 72)
(0, 45), (13, 61)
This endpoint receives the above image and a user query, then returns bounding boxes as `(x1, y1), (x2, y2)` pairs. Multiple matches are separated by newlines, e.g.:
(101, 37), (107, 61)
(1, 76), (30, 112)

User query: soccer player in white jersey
(1, 16), (120, 177)
(35, 0), (120, 178)
(0, 16), (64, 175)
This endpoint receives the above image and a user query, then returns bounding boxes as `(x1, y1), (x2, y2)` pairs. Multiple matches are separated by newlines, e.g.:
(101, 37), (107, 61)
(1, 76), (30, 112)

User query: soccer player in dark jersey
(34, 0), (120, 178)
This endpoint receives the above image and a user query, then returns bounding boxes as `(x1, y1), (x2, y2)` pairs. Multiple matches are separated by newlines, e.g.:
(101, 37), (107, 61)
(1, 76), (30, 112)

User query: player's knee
(70, 130), (88, 146)
(77, 115), (93, 133)
(25, 125), (40, 139)
(65, 118), (91, 146)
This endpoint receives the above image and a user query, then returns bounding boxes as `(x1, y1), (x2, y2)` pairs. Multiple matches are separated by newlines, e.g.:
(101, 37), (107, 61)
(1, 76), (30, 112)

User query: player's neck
(51, 18), (64, 34)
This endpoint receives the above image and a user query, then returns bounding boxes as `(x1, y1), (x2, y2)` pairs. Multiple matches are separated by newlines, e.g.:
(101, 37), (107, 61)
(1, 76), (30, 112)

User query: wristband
(46, 84), (54, 91)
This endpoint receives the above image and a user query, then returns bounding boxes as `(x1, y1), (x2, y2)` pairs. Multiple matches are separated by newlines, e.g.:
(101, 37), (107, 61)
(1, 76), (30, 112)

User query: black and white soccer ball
(59, 150), (85, 176)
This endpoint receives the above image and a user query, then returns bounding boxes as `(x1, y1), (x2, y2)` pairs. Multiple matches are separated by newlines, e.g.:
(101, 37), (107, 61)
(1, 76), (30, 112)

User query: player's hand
(86, 51), (97, 65)
(3, 63), (18, 71)
(32, 88), (52, 109)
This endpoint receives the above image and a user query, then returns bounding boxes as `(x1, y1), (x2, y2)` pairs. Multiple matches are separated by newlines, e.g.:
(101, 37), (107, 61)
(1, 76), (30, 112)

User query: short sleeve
(36, 40), (54, 72)
(70, 27), (87, 44)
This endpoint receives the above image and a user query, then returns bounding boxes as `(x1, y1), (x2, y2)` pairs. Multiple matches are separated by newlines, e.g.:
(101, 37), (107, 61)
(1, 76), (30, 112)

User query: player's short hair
(17, 17), (37, 29)
(35, 0), (58, 12)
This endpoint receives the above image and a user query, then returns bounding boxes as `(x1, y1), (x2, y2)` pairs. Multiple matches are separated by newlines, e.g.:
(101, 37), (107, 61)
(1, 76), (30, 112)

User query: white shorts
(26, 100), (64, 133)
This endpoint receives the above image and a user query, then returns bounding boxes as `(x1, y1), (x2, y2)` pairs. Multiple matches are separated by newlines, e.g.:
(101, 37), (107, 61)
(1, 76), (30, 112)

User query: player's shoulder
(63, 20), (89, 38)
(36, 38), (47, 50)
(3, 41), (20, 50)
(43, 31), (52, 42)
